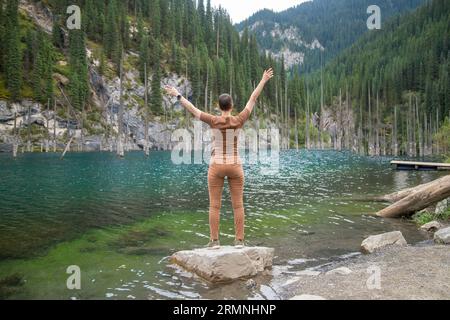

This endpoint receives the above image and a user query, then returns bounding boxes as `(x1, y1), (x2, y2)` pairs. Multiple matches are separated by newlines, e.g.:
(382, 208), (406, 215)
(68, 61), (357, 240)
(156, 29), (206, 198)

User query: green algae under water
(0, 150), (444, 299)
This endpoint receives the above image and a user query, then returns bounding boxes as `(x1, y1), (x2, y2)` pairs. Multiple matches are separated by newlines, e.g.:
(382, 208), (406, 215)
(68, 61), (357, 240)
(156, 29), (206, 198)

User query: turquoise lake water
(0, 150), (443, 299)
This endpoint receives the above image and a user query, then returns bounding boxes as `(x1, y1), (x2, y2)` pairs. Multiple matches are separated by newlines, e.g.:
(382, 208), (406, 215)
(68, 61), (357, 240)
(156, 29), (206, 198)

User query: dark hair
(218, 94), (233, 111)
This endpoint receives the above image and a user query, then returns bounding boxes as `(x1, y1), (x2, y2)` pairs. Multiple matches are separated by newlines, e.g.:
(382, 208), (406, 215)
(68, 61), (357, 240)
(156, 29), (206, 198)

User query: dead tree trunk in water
(294, 106), (299, 150)
(367, 85), (373, 155)
(392, 106), (398, 156)
(345, 86), (350, 150)
(117, 52), (125, 158)
(53, 100), (57, 152)
(375, 92), (380, 156)
(435, 108), (440, 155)
(319, 55), (324, 150)
(144, 63), (150, 157)
(45, 99), (50, 152)
(61, 136), (74, 160)
(376, 175), (450, 218)
(305, 83), (310, 149)
(358, 98), (364, 155)
(27, 105), (32, 152)
(13, 108), (18, 158)
(80, 102), (85, 152)
(416, 96), (423, 157)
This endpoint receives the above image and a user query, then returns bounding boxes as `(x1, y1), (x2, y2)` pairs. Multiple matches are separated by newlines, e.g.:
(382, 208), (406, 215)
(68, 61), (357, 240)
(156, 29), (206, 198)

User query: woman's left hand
(164, 85), (180, 97)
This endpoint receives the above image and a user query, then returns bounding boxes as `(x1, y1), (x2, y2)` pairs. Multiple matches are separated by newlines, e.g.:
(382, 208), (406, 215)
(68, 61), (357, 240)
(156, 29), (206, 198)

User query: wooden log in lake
(376, 176), (450, 203)
(376, 175), (450, 218)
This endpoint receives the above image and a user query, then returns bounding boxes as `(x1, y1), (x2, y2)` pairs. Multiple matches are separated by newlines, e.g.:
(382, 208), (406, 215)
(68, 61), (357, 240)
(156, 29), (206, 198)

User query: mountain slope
(236, 0), (426, 72)
(307, 0), (450, 156)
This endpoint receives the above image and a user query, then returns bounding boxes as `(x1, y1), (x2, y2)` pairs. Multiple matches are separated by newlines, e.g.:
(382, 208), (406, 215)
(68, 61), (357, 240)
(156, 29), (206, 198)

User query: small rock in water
(245, 279), (257, 290)
(434, 227), (450, 244)
(290, 294), (326, 300)
(106, 293), (114, 298)
(420, 221), (442, 232)
(326, 267), (353, 276)
(361, 231), (407, 254)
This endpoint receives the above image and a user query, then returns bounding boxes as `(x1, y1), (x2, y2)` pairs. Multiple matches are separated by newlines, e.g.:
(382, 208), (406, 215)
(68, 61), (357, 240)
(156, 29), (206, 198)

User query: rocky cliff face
(0, 66), (193, 152)
(0, 1), (195, 153)
(241, 21), (324, 69)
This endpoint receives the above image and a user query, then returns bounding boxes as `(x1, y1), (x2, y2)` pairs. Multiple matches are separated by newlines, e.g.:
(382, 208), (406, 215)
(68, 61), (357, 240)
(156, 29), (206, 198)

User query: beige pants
(207, 163), (245, 241)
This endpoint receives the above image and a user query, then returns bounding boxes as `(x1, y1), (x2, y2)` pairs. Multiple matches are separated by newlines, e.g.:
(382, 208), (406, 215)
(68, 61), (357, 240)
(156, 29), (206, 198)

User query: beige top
(200, 109), (251, 165)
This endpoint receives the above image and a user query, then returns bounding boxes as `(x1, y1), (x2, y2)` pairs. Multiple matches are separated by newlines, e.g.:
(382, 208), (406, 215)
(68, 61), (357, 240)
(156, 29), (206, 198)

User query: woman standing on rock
(164, 68), (274, 249)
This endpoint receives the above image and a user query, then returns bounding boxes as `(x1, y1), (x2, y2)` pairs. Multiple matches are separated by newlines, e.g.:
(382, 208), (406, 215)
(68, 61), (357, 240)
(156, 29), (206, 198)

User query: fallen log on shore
(376, 175), (450, 218)
(375, 176), (449, 203)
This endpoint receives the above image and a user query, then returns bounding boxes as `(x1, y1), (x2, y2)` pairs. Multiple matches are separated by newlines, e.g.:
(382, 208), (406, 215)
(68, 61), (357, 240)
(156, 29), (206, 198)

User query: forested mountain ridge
(0, 0), (448, 159)
(236, 0), (426, 72)
(0, 0), (293, 153)
(306, 0), (450, 157)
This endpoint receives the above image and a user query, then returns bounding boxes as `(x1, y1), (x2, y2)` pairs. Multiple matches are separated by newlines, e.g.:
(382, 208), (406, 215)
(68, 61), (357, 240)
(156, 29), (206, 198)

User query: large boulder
(361, 231), (407, 254)
(434, 227), (450, 244)
(170, 246), (274, 283)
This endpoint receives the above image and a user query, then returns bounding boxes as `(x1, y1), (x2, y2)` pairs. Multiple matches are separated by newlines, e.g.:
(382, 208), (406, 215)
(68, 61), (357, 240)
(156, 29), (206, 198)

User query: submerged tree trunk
(392, 106), (398, 156)
(144, 63), (150, 157)
(117, 52), (125, 158)
(53, 100), (57, 152)
(27, 105), (32, 152)
(13, 109), (18, 158)
(294, 106), (299, 150)
(45, 99), (50, 153)
(305, 83), (310, 150)
(61, 136), (74, 160)
(376, 175), (450, 218)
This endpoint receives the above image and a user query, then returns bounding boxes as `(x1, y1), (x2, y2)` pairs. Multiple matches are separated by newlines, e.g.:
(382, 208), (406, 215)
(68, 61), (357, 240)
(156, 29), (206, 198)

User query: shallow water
(0, 150), (443, 299)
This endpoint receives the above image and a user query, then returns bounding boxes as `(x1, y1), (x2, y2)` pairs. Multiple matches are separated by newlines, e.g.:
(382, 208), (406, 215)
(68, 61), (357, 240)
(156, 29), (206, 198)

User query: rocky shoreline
(277, 226), (450, 300)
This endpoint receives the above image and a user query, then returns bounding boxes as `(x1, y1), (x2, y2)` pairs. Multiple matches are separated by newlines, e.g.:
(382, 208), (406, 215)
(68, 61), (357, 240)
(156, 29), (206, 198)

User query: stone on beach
(420, 221), (442, 232)
(434, 227), (450, 244)
(170, 246), (274, 283)
(361, 231), (407, 254)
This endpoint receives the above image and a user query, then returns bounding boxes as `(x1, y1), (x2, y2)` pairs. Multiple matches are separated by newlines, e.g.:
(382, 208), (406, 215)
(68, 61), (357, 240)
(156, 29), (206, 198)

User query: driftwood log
(376, 175), (450, 218)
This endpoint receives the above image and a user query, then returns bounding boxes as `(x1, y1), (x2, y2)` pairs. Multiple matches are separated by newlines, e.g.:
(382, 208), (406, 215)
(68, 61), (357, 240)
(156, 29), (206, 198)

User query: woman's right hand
(164, 85), (181, 97)
(262, 68), (274, 83)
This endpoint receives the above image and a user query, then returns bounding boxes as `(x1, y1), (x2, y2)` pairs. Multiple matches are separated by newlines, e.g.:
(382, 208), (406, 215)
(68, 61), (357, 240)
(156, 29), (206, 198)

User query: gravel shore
(279, 243), (450, 300)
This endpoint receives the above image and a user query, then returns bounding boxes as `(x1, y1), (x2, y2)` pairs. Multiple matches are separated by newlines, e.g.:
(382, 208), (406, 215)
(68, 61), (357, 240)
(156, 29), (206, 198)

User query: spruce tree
(5, 0), (22, 101)
(0, 0), (4, 73)
(150, 0), (161, 38)
(68, 29), (89, 110)
(139, 34), (149, 83)
(150, 37), (163, 115)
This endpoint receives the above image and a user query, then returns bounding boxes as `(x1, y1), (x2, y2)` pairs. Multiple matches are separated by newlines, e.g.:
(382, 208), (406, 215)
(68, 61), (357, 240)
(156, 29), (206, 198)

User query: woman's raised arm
(240, 68), (274, 119)
(164, 85), (202, 119)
